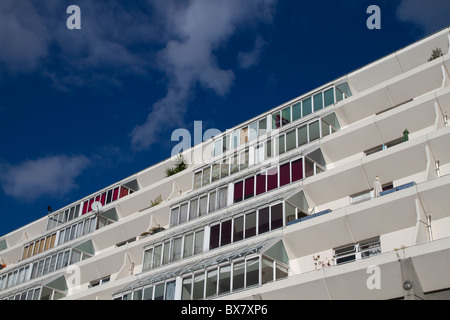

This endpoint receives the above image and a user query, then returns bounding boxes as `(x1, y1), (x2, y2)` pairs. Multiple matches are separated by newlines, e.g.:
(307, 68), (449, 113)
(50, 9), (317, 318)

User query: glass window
(266, 139), (272, 159)
(202, 167), (211, 186)
(230, 154), (239, 174)
(305, 158), (315, 178)
(245, 212), (257, 238)
(218, 186), (228, 209)
(211, 163), (220, 182)
(179, 203), (188, 224)
(221, 220), (232, 246)
(302, 97), (312, 116)
(271, 203), (284, 230)
(319, 121), (329, 140)
(210, 224), (220, 250)
(244, 176), (254, 200)
(209, 191), (216, 213)
(220, 159), (229, 178)
(206, 269), (218, 298)
(163, 240), (171, 265)
(234, 181), (243, 203)
(292, 102), (301, 121)
(272, 111), (281, 129)
(183, 234), (194, 258)
(194, 172), (202, 189)
(170, 207), (179, 227)
(233, 216), (244, 243)
(267, 167), (278, 191)
(258, 207), (270, 234)
(172, 237), (182, 262)
(154, 283), (165, 300)
(258, 118), (267, 137)
(193, 273), (205, 300)
(280, 163), (291, 187)
(233, 261), (245, 291)
(298, 124), (308, 146)
(213, 140), (222, 157)
(189, 199), (198, 220)
(231, 130), (240, 149)
(313, 92), (323, 111)
(246, 258), (259, 288)
(199, 196), (208, 216)
(286, 130), (296, 151)
(240, 149), (249, 170)
(222, 135), (230, 153)
(285, 201), (296, 224)
(277, 135), (285, 155)
(143, 248), (153, 270)
(256, 173), (266, 196)
(262, 257), (275, 283)
(194, 230), (204, 255)
(131, 289), (142, 300)
(153, 244), (162, 268)
(309, 120), (320, 141)
(219, 265), (231, 295)
(240, 127), (248, 145)
(291, 158), (303, 182)
(165, 281), (176, 300)
(282, 107), (291, 125)
(324, 88), (335, 107)
(182, 276), (192, 300)
(249, 121), (258, 142)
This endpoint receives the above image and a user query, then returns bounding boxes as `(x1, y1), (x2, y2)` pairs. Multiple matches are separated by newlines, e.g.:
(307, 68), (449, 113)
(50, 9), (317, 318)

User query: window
(313, 92), (323, 111)
(302, 97), (312, 116)
(271, 203), (283, 230)
(292, 102), (301, 121)
(233, 216), (244, 243)
(267, 167), (278, 191)
(258, 118), (267, 137)
(218, 265), (231, 295)
(244, 176), (254, 200)
(291, 158), (303, 182)
(221, 220), (232, 247)
(245, 212), (257, 239)
(210, 224), (221, 250)
(334, 237), (381, 265)
(324, 87), (335, 107)
(279, 163), (291, 187)
(233, 261), (245, 291)
(309, 120), (320, 141)
(258, 207), (270, 234)
(193, 273), (205, 300)
(206, 269), (218, 298)
(234, 181), (243, 203)
(246, 258), (259, 288)
(256, 173), (266, 196)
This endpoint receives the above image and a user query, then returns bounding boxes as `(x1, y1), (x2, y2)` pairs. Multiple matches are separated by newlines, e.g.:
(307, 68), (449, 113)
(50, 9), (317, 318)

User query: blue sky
(0, 0), (449, 236)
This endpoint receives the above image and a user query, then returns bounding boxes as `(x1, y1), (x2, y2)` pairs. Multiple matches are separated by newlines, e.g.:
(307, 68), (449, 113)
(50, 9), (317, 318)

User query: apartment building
(1, 27), (450, 301)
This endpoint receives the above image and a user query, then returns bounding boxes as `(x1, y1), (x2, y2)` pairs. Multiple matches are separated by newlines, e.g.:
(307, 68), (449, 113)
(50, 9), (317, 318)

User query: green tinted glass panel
(292, 102), (301, 121)
(302, 97), (312, 116)
(313, 92), (323, 111)
(324, 88), (334, 107)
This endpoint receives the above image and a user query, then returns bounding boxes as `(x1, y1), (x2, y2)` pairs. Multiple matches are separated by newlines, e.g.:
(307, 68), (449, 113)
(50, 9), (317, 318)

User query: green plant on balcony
(150, 195), (162, 207)
(165, 154), (187, 177)
(428, 47), (444, 62)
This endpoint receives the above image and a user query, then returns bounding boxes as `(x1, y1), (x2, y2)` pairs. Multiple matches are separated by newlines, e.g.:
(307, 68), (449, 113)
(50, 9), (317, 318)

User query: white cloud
(238, 36), (267, 69)
(397, 0), (450, 34)
(0, 155), (90, 202)
(131, 0), (276, 150)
